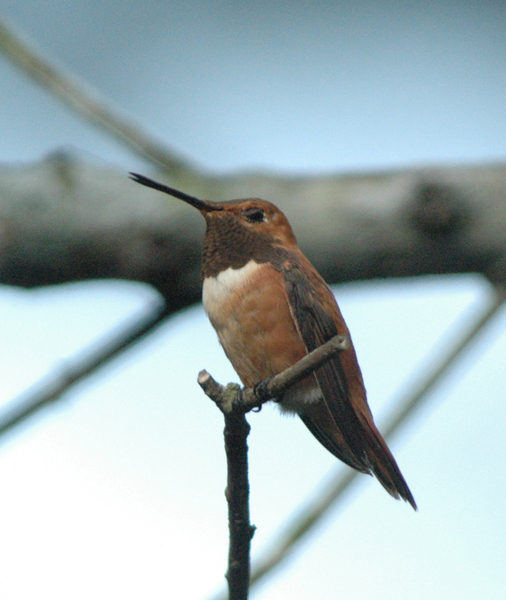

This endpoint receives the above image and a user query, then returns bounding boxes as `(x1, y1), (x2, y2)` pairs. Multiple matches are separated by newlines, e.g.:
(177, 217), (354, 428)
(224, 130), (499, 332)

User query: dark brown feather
(299, 402), (370, 473)
(283, 262), (417, 509)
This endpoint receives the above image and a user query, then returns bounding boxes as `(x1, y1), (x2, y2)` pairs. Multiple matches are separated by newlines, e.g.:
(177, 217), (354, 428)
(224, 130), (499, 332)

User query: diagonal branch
(0, 298), (170, 438)
(0, 17), (194, 177)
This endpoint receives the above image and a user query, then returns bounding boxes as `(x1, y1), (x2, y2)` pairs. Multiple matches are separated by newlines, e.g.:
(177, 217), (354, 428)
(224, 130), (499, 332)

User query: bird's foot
(253, 377), (274, 403)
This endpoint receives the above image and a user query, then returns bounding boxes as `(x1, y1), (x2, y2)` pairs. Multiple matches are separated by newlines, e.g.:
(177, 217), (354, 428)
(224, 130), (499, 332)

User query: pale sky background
(0, 1), (506, 599)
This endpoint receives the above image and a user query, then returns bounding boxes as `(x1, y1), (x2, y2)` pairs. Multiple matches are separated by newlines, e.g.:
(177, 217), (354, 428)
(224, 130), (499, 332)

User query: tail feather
(299, 403), (369, 473)
(301, 402), (417, 510)
(360, 418), (417, 510)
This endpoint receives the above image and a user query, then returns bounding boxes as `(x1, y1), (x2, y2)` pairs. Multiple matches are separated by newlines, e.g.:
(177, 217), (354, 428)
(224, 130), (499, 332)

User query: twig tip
(198, 369), (211, 385)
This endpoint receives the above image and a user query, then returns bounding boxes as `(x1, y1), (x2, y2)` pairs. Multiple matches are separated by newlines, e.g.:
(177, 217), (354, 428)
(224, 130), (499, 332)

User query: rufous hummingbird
(130, 173), (417, 509)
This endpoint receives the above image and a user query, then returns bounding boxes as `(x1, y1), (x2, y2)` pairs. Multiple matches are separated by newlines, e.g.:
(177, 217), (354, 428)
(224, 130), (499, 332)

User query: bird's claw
(253, 377), (274, 403)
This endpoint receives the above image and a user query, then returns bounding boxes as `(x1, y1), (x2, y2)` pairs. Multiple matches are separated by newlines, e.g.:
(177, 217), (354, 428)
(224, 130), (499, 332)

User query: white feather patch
(202, 261), (262, 318)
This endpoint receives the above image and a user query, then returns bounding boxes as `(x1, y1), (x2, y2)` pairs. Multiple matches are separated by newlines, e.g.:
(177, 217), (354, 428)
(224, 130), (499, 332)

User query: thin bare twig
(198, 334), (349, 599)
(207, 284), (506, 600)
(0, 17), (194, 177)
(0, 299), (170, 438)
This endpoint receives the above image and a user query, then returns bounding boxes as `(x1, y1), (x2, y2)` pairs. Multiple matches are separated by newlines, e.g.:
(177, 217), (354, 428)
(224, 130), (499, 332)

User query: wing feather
(283, 263), (417, 509)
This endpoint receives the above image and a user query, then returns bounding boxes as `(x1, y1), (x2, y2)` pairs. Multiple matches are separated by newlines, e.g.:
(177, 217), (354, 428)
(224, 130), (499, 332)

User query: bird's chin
(277, 383), (322, 415)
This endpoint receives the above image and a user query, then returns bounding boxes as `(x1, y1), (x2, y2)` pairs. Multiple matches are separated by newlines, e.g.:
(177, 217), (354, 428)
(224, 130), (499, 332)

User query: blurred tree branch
(0, 17), (192, 178)
(1, 14), (506, 304)
(0, 298), (170, 439)
(1, 154), (506, 308)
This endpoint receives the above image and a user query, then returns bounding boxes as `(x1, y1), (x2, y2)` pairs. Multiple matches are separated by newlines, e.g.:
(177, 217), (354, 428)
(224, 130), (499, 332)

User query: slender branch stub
(198, 370), (241, 413)
(197, 334), (349, 413)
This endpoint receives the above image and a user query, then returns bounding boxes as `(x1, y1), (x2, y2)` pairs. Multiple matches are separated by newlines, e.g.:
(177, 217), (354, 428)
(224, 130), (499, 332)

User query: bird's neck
(201, 213), (292, 278)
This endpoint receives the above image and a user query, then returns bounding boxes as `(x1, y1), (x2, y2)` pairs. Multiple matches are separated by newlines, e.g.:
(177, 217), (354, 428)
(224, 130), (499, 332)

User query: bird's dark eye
(243, 207), (266, 223)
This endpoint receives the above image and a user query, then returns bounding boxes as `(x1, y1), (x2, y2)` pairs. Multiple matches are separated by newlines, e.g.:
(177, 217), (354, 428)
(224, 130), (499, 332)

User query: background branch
(2, 14), (504, 297)
(0, 17), (193, 178)
(1, 155), (506, 303)
(0, 298), (169, 438)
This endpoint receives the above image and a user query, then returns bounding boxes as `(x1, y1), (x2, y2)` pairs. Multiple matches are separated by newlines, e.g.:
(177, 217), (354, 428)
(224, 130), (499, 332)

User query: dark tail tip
(370, 459), (417, 510)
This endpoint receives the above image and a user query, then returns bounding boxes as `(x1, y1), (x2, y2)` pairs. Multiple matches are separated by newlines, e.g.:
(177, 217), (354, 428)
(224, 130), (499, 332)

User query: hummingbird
(130, 173), (417, 509)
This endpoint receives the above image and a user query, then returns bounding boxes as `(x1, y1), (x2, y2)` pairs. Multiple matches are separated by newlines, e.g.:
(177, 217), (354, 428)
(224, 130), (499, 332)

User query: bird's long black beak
(129, 173), (223, 212)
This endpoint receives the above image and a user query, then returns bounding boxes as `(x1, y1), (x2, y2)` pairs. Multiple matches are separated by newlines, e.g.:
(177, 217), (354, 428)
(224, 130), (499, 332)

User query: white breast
(202, 261), (262, 324)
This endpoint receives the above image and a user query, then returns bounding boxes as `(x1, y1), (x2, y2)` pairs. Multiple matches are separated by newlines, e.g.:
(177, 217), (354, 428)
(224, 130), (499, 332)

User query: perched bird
(130, 173), (416, 509)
